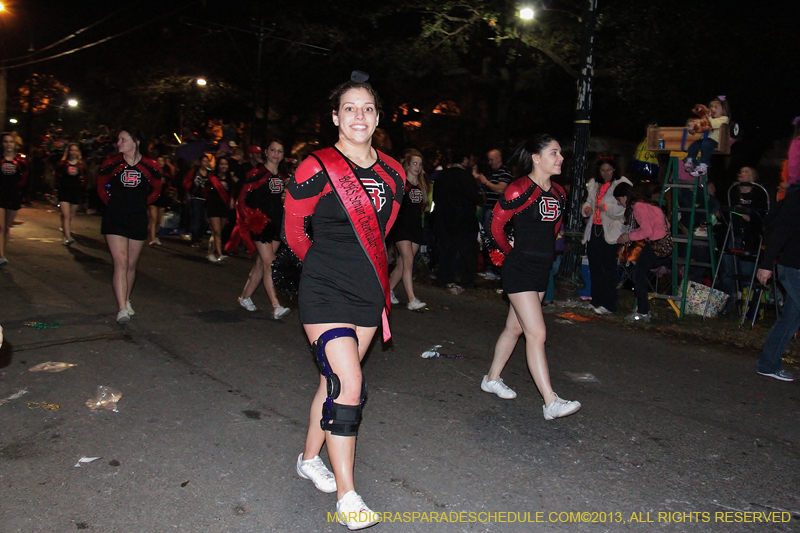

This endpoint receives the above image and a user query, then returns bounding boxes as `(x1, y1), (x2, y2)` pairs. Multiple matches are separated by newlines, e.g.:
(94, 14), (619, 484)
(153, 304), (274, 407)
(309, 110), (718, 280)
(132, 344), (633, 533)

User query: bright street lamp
(67, 99), (78, 107)
(9, 118), (17, 123)
(519, 7), (534, 20)
(196, 78), (207, 86)
(0, 3), (5, 12)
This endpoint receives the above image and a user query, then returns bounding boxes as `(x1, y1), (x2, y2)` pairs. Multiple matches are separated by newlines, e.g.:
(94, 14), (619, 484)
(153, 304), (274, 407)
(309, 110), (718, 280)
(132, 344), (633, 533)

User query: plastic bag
(29, 362), (77, 372)
(85, 386), (122, 412)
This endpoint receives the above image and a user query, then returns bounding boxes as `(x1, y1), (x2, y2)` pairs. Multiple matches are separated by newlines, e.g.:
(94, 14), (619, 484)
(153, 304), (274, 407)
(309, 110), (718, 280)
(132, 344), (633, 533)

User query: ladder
(654, 151), (717, 317)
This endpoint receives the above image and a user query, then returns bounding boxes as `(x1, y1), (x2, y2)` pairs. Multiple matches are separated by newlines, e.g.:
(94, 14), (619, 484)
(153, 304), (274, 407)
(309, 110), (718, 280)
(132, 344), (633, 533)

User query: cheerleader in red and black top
(0, 132), (29, 266)
(55, 143), (87, 247)
(388, 148), (428, 310)
(481, 135), (581, 421)
(96, 128), (162, 324)
(147, 155), (174, 246)
(283, 82), (404, 529)
(205, 155), (233, 263)
(182, 155), (212, 247)
(236, 141), (289, 317)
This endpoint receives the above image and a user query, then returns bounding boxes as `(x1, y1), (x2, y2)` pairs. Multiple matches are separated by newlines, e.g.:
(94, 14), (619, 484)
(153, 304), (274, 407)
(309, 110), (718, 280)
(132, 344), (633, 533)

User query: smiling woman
(283, 80), (405, 530)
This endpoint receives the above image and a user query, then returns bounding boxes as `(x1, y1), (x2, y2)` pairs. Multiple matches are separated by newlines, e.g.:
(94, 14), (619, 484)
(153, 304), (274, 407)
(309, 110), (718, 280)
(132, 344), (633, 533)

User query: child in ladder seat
(683, 96), (731, 177)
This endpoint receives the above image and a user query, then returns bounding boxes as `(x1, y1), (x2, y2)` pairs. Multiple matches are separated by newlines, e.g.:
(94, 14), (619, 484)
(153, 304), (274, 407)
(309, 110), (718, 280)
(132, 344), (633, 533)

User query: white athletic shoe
(296, 454), (337, 493)
(481, 375), (517, 399)
(542, 393), (581, 420)
(126, 301), (135, 316)
(238, 297), (257, 312)
(407, 298), (426, 311)
(116, 309), (130, 324)
(336, 491), (380, 530)
(273, 305), (290, 320)
(390, 291), (399, 305)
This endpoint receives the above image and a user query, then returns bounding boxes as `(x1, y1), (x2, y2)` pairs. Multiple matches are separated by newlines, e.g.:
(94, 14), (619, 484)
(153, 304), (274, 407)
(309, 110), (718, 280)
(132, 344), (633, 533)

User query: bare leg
(388, 243), (402, 291)
(486, 304), (524, 381)
(0, 208), (16, 258)
(125, 239), (145, 303)
(60, 202), (73, 240)
(302, 323), (377, 500)
(256, 240), (281, 307)
(208, 217), (224, 258)
(241, 255), (265, 300)
(148, 205), (159, 243)
(398, 240), (420, 301)
(507, 291), (556, 404)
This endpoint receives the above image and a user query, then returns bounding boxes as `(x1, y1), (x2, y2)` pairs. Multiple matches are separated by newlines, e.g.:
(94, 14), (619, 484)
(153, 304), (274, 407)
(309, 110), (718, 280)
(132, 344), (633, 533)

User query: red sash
(208, 175), (230, 206)
(312, 147), (394, 342)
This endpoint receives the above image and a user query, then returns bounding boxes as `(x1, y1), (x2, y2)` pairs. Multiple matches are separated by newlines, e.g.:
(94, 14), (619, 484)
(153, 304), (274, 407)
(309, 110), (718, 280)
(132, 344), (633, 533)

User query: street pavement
(1, 204), (798, 533)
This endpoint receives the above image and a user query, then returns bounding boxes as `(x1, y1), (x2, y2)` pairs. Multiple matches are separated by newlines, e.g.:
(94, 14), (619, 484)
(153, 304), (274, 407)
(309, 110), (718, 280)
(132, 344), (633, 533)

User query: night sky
(1, 0), (799, 184)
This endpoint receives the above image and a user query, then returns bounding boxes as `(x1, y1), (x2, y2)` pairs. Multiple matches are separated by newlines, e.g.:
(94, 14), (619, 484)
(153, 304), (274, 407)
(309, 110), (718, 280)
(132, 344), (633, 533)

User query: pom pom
(242, 211), (269, 234)
(271, 244), (303, 297)
(489, 248), (506, 267)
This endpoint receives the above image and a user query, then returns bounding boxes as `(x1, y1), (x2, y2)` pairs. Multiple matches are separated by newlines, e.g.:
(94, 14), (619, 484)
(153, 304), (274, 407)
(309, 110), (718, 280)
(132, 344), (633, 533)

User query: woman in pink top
(614, 183), (671, 323)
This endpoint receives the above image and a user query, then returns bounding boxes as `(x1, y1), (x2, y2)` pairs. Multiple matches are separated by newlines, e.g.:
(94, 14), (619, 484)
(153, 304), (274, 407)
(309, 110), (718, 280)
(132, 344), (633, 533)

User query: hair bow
(598, 155), (615, 162)
(793, 116), (800, 126)
(717, 95), (727, 102)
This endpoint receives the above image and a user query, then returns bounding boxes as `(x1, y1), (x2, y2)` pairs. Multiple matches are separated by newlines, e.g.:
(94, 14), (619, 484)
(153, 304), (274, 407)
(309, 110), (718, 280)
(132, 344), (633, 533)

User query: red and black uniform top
(96, 155), (162, 208)
(491, 178), (566, 261)
(243, 164), (286, 227)
(1, 155), (29, 191)
(183, 167), (209, 199)
(55, 160), (87, 189)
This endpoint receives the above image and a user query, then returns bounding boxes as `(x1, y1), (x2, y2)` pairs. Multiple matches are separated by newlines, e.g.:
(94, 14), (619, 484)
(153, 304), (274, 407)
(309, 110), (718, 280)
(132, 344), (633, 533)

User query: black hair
(594, 155), (619, 183)
(329, 81), (382, 115)
(612, 182), (651, 221)
(117, 127), (148, 157)
(509, 134), (558, 178)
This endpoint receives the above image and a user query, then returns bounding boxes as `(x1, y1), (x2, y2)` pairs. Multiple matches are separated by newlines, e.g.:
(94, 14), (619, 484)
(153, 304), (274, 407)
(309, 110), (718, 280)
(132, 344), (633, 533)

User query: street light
(519, 7), (534, 20)
(67, 99), (78, 107)
(9, 118), (17, 123)
(196, 78), (207, 86)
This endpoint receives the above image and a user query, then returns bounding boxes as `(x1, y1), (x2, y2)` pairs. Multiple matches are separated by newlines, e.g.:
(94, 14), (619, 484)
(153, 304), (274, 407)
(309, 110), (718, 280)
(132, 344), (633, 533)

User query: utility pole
(556, 0), (598, 290)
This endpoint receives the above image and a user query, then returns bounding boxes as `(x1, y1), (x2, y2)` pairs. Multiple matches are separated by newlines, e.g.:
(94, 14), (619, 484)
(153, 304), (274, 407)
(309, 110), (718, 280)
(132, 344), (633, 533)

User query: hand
(741, 214), (750, 222)
(617, 233), (629, 244)
(583, 205), (591, 217)
(756, 268), (773, 285)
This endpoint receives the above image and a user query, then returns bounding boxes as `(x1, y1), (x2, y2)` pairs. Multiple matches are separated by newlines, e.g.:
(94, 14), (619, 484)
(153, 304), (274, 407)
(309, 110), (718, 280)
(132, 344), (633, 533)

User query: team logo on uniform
(409, 188), (424, 203)
(68, 165), (79, 176)
(361, 178), (386, 211)
(121, 169), (141, 187)
(2, 162), (17, 175)
(269, 176), (284, 193)
(539, 196), (561, 221)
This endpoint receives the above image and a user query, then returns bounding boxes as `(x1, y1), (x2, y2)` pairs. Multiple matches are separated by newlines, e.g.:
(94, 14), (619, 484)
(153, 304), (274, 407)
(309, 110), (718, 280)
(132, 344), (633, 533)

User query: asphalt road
(1, 204), (798, 533)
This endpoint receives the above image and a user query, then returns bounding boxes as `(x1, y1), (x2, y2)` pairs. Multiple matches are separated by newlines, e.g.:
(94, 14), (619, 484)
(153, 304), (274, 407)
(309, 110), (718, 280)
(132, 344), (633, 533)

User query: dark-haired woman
(284, 81), (404, 529)
(480, 135), (581, 421)
(55, 143), (87, 246)
(97, 129), (162, 324)
(183, 155), (211, 247)
(205, 156), (233, 263)
(614, 182), (672, 323)
(580, 157), (631, 314)
(236, 142), (289, 317)
(0, 133), (29, 266)
(148, 155), (173, 246)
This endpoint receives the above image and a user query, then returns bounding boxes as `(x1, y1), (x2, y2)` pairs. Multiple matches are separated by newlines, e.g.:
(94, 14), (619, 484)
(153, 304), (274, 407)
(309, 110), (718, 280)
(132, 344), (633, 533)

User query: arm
(282, 158), (327, 262)
(17, 158), (30, 189)
(788, 138), (800, 185)
(142, 159), (163, 205)
(182, 169), (194, 191)
(759, 193), (800, 270)
(96, 156), (117, 205)
(628, 203), (664, 241)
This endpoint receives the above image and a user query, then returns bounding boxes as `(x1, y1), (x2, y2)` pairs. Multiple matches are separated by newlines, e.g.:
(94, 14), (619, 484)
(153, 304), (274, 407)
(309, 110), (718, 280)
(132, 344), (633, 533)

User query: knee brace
(313, 327), (367, 436)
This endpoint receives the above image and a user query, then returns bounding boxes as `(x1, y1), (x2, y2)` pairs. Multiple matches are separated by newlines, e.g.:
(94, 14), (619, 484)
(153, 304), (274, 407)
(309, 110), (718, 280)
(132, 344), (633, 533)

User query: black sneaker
(756, 369), (795, 382)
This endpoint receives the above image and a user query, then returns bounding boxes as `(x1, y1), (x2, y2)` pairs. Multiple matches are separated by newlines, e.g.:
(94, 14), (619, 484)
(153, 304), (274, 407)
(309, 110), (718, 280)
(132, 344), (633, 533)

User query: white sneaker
(542, 393), (581, 420)
(481, 375), (517, 399)
(336, 490), (380, 530)
(207, 254), (220, 264)
(273, 305), (290, 319)
(296, 454), (337, 493)
(238, 297), (257, 312)
(407, 298), (426, 311)
(126, 301), (135, 316)
(593, 305), (612, 315)
(390, 291), (399, 305)
(116, 309), (130, 324)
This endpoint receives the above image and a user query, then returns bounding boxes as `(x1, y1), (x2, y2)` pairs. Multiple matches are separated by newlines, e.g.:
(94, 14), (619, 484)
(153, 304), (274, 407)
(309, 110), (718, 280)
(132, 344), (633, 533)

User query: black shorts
(501, 251), (552, 294)
(0, 186), (21, 211)
(101, 209), (148, 241)
(58, 186), (84, 205)
(391, 220), (423, 244)
(253, 220), (281, 244)
(152, 194), (170, 208)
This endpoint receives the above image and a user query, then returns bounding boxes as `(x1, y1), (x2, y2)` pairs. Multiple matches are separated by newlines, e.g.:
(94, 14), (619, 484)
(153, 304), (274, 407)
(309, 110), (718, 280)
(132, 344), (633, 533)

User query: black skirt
(501, 250), (552, 294)
(58, 186), (84, 205)
(101, 208), (148, 241)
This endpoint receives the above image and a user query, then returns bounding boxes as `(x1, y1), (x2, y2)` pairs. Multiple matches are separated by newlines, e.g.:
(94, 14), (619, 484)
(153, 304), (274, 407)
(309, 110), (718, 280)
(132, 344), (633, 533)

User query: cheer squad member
(0, 133), (29, 266)
(388, 149), (428, 310)
(236, 142), (290, 318)
(205, 156), (233, 263)
(481, 135), (581, 421)
(284, 81), (404, 529)
(148, 155), (173, 246)
(97, 128), (162, 324)
(55, 143), (88, 246)
(183, 155), (211, 247)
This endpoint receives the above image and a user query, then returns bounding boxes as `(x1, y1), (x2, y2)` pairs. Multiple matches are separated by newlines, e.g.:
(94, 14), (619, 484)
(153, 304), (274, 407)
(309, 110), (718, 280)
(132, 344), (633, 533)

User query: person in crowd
(148, 155), (172, 246)
(224, 147), (262, 258)
(388, 149), (428, 311)
(717, 166), (769, 310)
(284, 80), (404, 529)
(0, 132), (29, 266)
(96, 128), (162, 324)
(205, 156), (233, 263)
(182, 155), (211, 247)
(480, 135), (581, 421)
(614, 183), (673, 323)
(433, 150), (483, 294)
(753, 184), (800, 382)
(236, 142), (290, 318)
(683, 96), (731, 177)
(581, 156), (632, 314)
(778, 117), (800, 200)
(474, 148), (512, 281)
(55, 143), (88, 246)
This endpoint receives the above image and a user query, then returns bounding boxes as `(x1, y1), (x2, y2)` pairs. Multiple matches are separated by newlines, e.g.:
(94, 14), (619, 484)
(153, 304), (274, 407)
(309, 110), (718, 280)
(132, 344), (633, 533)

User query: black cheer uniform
(152, 167), (172, 208)
(205, 174), (232, 219)
(390, 181), (425, 244)
(55, 160), (87, 205)
(97, 155), (162, 241)
(284, 149), (404, 327)
(0, 155), (29, 211)
(491, 178), (565, 294)
(244, 166), (286, 243)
